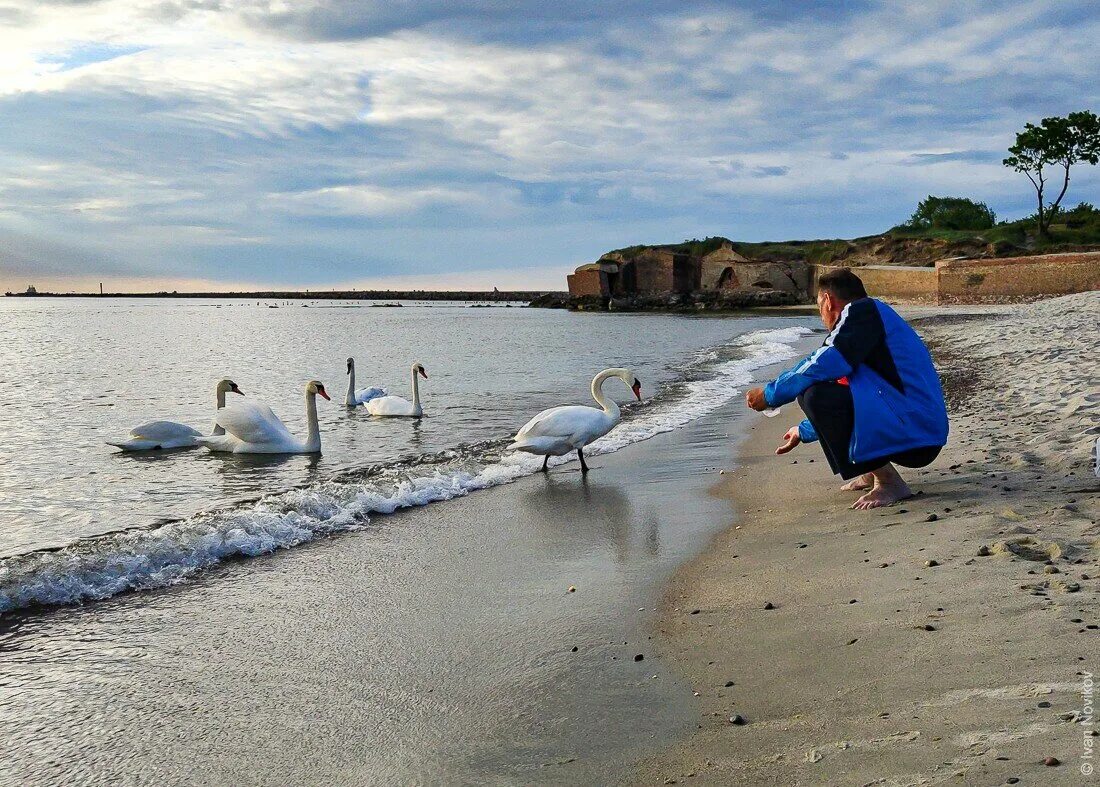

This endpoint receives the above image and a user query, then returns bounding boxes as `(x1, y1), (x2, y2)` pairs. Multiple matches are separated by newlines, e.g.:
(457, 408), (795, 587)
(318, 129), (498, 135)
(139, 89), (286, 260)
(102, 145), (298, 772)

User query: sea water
(0, 297), (814, 613)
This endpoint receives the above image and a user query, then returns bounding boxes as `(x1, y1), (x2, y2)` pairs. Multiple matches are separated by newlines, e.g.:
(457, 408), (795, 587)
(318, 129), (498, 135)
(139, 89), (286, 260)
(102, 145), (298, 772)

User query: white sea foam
(0, 326), (813, 615)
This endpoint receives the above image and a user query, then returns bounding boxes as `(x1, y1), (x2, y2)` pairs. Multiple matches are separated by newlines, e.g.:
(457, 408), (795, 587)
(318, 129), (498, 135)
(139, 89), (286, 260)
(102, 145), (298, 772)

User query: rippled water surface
(0, 298), (808, 557)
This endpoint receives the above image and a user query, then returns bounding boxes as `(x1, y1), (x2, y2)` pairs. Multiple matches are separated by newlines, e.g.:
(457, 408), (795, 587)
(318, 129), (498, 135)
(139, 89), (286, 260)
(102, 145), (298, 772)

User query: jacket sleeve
(764, 345), (852, 407)
(797, 418), (818, 443)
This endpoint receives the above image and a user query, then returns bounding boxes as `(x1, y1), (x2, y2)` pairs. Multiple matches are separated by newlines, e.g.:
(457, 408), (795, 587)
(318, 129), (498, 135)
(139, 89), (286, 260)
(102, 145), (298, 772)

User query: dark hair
(817, 268), (868, 302)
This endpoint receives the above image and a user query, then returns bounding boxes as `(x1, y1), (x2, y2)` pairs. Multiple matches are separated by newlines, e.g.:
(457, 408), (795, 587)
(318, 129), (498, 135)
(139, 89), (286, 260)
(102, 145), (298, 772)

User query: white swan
(365, 363), (427, 417)
(198, 381), (330, 454)
(108, 379), (243, 451)
(345, 357), (386, 406)
(510, 368), (642, 473)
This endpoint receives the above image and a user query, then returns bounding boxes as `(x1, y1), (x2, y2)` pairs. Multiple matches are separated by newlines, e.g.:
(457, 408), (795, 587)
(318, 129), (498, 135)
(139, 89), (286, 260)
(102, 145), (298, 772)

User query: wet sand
(636, 293), (1099, 785)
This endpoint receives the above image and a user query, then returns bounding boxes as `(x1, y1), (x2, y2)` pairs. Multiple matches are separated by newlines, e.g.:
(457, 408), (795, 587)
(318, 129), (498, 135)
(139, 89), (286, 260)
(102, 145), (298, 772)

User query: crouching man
(745, 269), (948, 510)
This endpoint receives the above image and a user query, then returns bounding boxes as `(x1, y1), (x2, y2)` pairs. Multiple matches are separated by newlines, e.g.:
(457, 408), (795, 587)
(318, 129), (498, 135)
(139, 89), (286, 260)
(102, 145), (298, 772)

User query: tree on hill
(906, 196), (996, 230)
(1003, 110), (1100, 239)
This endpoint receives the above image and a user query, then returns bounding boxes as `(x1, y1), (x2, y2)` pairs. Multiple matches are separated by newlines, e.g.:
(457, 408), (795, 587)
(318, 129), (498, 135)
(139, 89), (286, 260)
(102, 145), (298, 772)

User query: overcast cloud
(0, 0), (1097, 291)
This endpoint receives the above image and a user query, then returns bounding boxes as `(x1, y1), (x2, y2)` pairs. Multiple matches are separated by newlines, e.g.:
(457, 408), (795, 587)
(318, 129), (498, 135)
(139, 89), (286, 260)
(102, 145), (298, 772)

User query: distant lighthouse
(99, 282), (103, 296)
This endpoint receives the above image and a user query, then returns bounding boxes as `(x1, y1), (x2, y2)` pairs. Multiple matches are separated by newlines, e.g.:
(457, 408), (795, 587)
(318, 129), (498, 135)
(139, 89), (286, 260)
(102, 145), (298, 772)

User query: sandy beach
(636, 291), (1099, 785)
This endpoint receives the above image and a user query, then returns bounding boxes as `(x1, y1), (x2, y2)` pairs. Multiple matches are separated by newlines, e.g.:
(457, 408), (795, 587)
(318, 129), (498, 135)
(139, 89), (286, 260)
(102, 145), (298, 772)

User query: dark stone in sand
(919, 624), (936, 631)
(634, 654), (644, 662)
(1071, 618), (1083, 623)
(925, 559), (939, 567)
(763, 602), (775, 610)
(1037, 701), (1051, 708)
(898, 509), (908, 513)
(690, 609), (701, 615)
(847, 638), (858, 645)
(848, 599), (858, 604)
(879, 563), (890, 568)
(977, 545), (992, 556)
(1043, 756), (1060, 766)
(728, 714), (746, 725)
(925, 514), (938, 522)
(1006, 778), (1019, 784)
(724, 680), (735, 687)
(571, 646), (578, 652)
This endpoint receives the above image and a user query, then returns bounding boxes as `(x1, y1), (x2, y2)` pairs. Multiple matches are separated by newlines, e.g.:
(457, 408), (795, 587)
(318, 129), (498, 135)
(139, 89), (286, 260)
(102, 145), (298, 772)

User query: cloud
(0, 0), (1098, 291)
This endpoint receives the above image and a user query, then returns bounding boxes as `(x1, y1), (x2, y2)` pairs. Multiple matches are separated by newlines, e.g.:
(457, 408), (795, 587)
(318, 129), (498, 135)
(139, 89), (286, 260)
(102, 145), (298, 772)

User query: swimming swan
(365, 363), (427, 417)
(510, 368), (641, 473)
(108, 379), (243, 451)
(198, 381), (330, 454)
(344, 357), (386, 406)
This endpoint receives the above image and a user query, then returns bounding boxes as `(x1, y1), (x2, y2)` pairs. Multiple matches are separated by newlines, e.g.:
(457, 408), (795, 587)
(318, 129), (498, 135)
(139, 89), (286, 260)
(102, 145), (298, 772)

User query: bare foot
(851, 479), (913, 510)
(851, 464), (914, 510)
(840, 473), (874, 492)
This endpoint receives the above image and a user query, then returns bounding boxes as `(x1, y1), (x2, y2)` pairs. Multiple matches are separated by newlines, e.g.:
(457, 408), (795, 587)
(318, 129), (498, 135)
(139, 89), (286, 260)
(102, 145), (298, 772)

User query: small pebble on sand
(634, 654), (644, 662)
(763, 602), (775, 610)
(925, 559), (939, 567)
(1043, 756), (1060, 766)
(728, 714), (746, 725)
(568, 586), (576, 593)
(925, 514), (938, 522)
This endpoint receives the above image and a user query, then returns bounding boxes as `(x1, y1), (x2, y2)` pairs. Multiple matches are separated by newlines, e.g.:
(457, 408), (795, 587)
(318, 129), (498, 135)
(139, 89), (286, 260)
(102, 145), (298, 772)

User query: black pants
(797, 382), (941, 480)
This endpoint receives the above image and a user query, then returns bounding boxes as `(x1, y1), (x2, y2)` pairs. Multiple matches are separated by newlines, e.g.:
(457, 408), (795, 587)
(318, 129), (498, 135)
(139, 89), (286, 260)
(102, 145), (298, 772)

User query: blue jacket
(764, 298), (948, 465)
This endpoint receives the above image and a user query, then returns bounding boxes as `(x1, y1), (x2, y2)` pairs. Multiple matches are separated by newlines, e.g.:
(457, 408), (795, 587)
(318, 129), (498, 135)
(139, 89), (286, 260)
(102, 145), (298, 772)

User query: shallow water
(0, 298), (814, 613)
(0, 298), (821, 783)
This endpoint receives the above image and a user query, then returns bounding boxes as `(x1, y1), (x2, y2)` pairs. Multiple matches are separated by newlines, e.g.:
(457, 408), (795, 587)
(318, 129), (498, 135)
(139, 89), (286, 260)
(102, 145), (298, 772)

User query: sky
(1, 0), (1098, 293)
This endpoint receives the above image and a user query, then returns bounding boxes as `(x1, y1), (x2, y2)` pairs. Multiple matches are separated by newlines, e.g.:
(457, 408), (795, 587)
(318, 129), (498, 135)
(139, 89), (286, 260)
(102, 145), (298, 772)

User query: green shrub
(906, 196), (997, 231)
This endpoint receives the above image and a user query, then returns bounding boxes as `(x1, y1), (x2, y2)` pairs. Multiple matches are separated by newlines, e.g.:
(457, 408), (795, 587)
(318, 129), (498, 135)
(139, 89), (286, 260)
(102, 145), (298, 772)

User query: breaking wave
(0, 326), (813, 615)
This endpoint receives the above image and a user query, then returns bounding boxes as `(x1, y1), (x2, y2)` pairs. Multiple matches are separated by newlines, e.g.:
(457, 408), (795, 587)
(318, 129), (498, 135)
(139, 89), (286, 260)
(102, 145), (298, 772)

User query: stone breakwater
(530, 287), (800, 312)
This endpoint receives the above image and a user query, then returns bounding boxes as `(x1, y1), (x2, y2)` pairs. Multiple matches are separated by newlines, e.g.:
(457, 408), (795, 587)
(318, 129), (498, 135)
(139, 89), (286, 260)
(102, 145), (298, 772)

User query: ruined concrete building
(566, 240), (810, 301)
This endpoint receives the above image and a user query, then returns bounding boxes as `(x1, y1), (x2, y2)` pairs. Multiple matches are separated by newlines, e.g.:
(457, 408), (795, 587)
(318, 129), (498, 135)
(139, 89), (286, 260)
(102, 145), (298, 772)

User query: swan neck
(345, 362), (355, 405)
(411, 366), (421, 407)
(213, 387), (226, 435)
(304, 392), (321, 450)
(591, 370), (619, 417)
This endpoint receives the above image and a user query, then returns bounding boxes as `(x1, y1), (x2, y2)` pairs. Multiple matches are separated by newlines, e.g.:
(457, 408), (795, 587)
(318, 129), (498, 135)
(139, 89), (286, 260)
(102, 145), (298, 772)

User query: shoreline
(634, 294), (1099, 785)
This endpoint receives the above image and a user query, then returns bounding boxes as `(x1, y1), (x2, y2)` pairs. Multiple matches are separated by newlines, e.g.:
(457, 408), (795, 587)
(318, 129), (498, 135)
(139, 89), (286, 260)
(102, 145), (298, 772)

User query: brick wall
(815, 252), (1100, 304)
(936, 253), (1100, 303)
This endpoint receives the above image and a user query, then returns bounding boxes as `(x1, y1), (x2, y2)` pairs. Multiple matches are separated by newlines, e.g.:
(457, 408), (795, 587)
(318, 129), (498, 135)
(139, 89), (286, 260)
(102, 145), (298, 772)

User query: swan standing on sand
(366, 363), (428, 417)
(199, 381), (331, 454)
(108, 379), (243, 451)
(345, 357), (386, 406)
(511, 368), (642, 473)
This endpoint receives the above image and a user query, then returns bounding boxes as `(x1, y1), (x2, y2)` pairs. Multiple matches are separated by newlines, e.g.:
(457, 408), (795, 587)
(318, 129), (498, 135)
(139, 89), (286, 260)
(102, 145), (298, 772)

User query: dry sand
(635, 292), (1099, 786)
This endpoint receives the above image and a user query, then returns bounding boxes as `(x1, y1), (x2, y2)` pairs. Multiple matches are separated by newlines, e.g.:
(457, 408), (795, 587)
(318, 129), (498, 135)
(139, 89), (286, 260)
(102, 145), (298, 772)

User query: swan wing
(215, 399), (295, 444)
(366, 395), (415, 416)
(353, 386), (387, 404)
(514, 405), (610, 445)
(130, 421), (203, 441)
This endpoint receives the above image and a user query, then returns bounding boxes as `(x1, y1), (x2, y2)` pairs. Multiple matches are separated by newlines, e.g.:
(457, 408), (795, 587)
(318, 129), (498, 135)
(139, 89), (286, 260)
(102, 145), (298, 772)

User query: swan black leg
(541, 455), (550, 472)
(578, 447), (589, 474)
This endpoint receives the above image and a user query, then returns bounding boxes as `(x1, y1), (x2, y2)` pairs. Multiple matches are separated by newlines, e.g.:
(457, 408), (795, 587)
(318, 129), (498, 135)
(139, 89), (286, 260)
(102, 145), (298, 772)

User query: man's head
(815, 269), (868, 329)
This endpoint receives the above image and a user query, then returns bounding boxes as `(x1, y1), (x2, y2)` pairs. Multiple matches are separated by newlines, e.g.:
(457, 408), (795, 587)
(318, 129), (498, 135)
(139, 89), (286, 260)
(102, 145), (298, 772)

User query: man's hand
(745, 387), (769, 412)
(775, 426), (801, 455)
